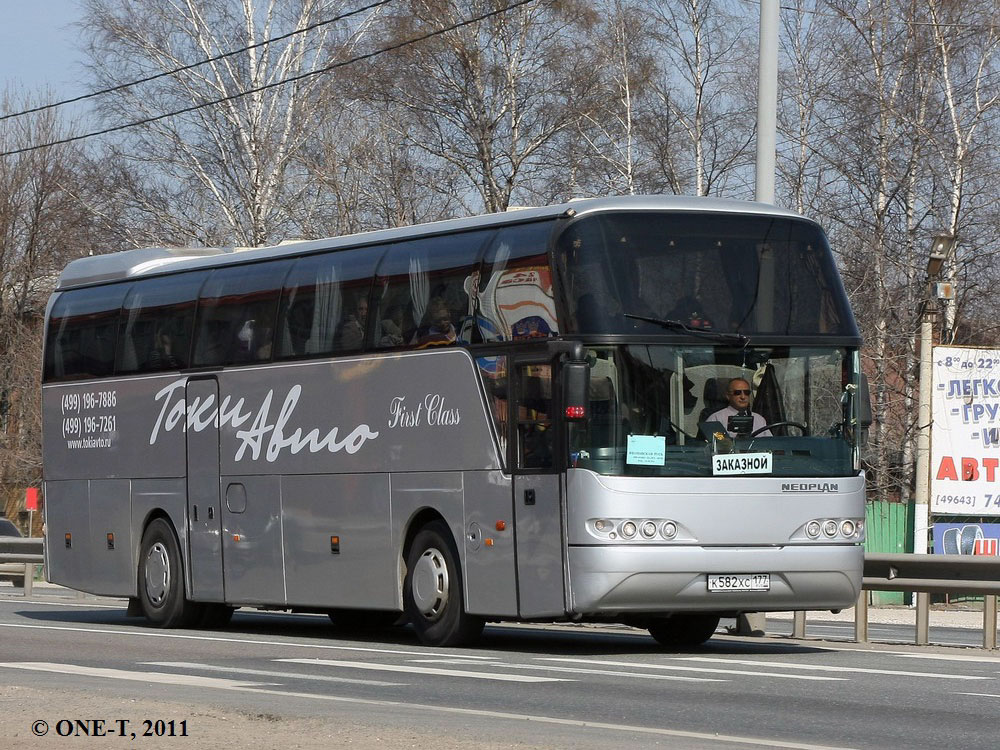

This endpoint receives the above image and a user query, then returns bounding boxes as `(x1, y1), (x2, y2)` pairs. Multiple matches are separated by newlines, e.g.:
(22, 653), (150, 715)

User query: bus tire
(138, 518), (202, 628)
(404, 520), (484, 647)
(647, 613), (721, 648)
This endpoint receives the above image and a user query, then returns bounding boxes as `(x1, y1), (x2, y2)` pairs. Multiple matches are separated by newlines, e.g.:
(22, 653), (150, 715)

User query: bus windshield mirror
(622, 313), (749, 347)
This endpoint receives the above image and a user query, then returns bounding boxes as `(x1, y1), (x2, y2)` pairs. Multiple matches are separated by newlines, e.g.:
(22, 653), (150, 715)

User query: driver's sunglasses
(729, 389), (751, 396)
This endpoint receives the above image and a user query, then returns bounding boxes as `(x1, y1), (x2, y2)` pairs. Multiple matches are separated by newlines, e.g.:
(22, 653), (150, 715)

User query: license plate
(708, 574), (770, 592)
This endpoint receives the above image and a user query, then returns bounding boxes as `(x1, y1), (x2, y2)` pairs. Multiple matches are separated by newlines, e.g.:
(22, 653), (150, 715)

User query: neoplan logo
(781, 483), (839, 493)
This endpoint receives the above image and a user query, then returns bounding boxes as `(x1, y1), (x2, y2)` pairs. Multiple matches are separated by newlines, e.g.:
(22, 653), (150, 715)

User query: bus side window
(275, 246), (380, 359)
(372, 231), (492, 350)
(480, 222), (558, 341)
(193, 260), (291, 367)
(516, 363), (554, 470)
(117, 271), (205, 374)
(477, 356), (509, 465)
(44, 284), (129, 381)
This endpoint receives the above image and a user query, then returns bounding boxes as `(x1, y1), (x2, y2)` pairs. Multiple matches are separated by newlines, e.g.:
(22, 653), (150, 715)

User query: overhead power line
(0, 0), (541, 158)
(0, 0), (396, 123)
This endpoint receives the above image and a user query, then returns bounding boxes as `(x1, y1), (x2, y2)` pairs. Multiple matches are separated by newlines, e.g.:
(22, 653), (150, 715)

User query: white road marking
(540, 657), (846, 681)
(956, 692), (1000, 699)
(1, 662), (271, 689)
(0, 622), (488, 658)
(145, 661), (405, 687)
(887, 651), (1000, 664)
(676, 657), (992, 680)
(0, 661), (856, 750)
(409, 658), (499, 665)
(495, 662), (726, 683)
(277, 657), (571, 682)
(0, 597), (123, 609)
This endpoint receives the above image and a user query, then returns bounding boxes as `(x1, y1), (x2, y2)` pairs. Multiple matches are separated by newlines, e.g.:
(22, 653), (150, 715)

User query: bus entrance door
(185, 377), (225, 601)
(512, 360), (566, 618)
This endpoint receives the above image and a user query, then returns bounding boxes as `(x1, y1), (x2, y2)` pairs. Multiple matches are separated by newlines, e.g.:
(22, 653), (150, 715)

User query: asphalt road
(1, 590), (999, 749)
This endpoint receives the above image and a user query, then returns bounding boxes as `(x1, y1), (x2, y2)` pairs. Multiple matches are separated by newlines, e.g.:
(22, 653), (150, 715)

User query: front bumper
(568, 543), (862, 614)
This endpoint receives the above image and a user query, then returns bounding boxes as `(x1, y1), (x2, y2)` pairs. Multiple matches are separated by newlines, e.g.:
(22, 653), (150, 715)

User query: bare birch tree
(0, 92), (98, 489)
(820, 1), (929, 502)
(81, 0), (383, 246)
(297, 101), (460, 235)
(644, 0), (755, 196)
(374, 0), (597, 214)
(572, 0), (656, 196)
(924, 0), (1000, 343)
(777, 0), (843, 215)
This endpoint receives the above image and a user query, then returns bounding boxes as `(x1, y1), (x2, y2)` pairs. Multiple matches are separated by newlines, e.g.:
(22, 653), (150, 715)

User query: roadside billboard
(931, 346), (1000, 516)
(932, 522), (1000, 555)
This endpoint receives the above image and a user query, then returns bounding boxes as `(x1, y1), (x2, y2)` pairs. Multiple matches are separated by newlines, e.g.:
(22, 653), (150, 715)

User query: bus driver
(707, 377), (771, 438)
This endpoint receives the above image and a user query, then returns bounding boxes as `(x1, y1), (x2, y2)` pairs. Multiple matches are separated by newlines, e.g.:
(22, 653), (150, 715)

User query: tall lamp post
(913, 233), (956, 555)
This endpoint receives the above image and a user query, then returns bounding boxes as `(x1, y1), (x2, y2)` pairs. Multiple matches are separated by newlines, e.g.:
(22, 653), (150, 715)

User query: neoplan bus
(41, 195), (869, 647)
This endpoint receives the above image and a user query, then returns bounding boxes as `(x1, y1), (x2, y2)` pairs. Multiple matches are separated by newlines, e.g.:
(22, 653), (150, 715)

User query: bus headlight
(588, 518), (683, 542)
(802, 517), (865, 541)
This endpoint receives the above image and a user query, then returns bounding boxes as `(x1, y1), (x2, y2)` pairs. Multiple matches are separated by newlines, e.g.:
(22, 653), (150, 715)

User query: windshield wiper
(623, 313), (750, 346)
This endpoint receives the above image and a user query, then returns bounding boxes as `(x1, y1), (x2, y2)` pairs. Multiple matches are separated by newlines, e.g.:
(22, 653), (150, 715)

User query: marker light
(565, 406), (586, 419)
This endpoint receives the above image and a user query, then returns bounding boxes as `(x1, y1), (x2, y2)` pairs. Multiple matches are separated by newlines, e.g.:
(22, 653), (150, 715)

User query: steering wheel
(749, 421), (808, 438)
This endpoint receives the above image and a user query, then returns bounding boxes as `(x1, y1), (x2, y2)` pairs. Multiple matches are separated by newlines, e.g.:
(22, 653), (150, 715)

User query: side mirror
(859, 373), (873, 428)
(563, 361), (590, 420)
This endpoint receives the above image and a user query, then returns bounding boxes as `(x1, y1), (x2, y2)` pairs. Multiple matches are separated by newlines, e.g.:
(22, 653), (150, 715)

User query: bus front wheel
(404, 521), (484, 647)
(647, 613), (721, 647)
(138, 518), (202, 628)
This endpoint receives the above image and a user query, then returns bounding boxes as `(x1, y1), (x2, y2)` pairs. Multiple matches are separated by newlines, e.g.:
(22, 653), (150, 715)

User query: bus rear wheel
(138, 518), (203, 628)
(404, 521), (484, 647)
(647, 613), (721, 648)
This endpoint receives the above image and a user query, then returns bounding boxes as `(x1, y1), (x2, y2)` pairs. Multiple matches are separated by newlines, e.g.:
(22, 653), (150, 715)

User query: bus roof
(55, 195), (807, 290)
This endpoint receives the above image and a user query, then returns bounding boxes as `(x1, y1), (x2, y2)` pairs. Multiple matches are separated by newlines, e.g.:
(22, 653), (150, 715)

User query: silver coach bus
(41, 195), (868, 647)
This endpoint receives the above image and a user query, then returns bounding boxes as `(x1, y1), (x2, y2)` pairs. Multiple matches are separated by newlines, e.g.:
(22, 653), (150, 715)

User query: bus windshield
(555, 212), (857, 338)
(569, 345), (858, 478)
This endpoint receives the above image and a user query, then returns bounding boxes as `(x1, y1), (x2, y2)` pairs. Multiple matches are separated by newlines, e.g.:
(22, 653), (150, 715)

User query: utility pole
(754, 0), (779, 205)
(914, 234), (956, 555)
(735, 0), (779, 639)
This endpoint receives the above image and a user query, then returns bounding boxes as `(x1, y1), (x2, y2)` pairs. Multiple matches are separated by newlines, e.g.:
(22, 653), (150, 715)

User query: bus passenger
(339, 297), (368, 350)
(707, 378), (771, 437)
(412, 297), (456, 348)
(378, 305), (405, 347)
(146, 327), (183, 370)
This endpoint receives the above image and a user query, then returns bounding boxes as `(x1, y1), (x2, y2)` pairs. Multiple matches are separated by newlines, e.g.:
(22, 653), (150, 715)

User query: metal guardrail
(3, 541), (999, 647)
(792, 553), (1000, 649)
(0, 537), (44, 597)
